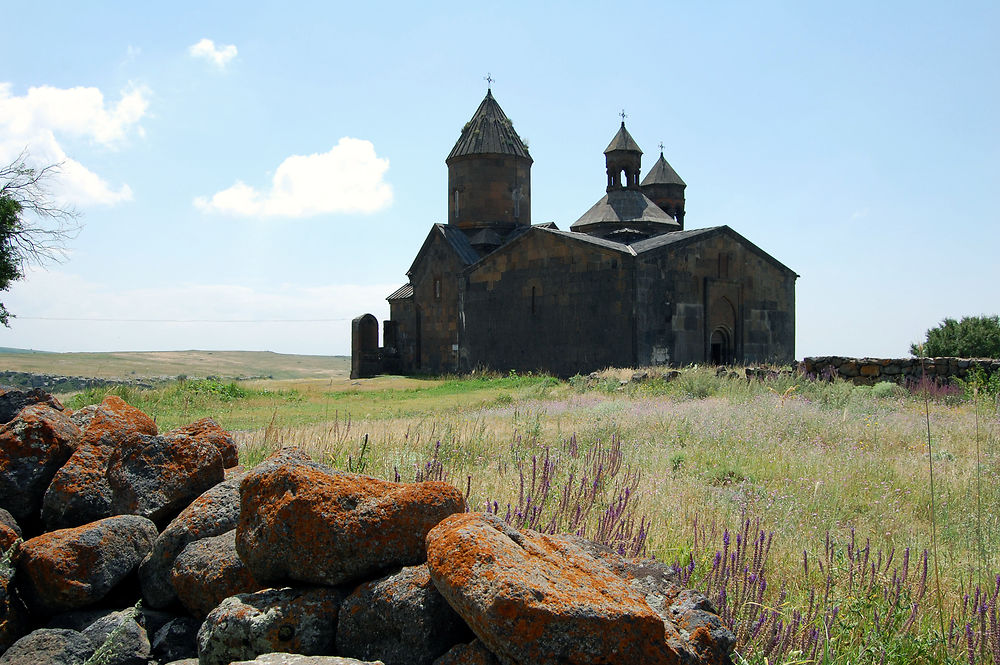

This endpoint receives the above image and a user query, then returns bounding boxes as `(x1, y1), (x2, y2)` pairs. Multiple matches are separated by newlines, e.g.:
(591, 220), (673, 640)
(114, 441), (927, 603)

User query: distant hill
(0, 349), (350, 380)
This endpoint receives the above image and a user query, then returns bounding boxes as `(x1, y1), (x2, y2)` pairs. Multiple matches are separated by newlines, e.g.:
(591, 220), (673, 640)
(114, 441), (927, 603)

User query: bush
(872, 381), (905, 399)
(911, 314), (1000, 358)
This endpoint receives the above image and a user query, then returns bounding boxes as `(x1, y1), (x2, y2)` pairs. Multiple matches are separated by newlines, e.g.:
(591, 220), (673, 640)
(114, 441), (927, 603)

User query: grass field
(0, 348), (350, 380)
(45, 356), (1000, 664)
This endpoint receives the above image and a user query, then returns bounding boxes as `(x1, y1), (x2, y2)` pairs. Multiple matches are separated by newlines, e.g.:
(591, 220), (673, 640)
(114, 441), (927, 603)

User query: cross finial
(620, 109), (627, 123)
(484, 73), (494, 90)
(659, 141), (665, 154)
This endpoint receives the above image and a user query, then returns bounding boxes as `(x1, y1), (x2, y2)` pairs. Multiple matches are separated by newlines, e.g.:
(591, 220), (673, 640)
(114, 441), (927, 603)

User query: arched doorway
(707, 293), (738, 365)
(710, 326), (733, 365)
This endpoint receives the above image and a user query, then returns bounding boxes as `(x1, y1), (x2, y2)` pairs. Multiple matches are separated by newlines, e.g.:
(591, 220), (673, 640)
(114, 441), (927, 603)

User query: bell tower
(604, 118), (643, 191)
(446, 87), (532, 232)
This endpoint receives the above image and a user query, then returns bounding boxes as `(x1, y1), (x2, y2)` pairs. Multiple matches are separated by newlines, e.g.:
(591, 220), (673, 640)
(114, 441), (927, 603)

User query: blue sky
(1, 1), (997, 358)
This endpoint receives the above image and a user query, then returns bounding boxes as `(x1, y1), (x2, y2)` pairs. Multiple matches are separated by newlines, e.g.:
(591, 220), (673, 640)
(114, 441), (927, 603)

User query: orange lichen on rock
(171, 530), (261, 618)
(167, 418), (239, 469)
(106, 432), (225, 526)
(0, 404), (81, 526)
(236, 448), (464, 587)
(72, 395), (157, 448)
(16, 514), (157, 615)
(425, 512), (681, 665)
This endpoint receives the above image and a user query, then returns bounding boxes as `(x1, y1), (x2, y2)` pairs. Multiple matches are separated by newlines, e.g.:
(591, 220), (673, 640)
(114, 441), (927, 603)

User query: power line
(16, 316), (353, 323)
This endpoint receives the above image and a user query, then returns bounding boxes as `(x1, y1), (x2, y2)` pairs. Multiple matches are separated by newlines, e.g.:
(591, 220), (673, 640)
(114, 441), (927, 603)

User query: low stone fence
(0, 370), (163, 393)
(801, 356), (1000, 385)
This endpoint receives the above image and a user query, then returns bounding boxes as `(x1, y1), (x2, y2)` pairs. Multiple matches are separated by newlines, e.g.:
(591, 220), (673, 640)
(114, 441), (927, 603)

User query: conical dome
(447, 90), (531, 161)
(641, 151), (685, 187)
(604, 122), (642, 155)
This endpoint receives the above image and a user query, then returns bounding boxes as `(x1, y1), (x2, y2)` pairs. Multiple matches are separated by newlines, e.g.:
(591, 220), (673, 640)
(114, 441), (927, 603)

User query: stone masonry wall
(801, 356), (1000, 385)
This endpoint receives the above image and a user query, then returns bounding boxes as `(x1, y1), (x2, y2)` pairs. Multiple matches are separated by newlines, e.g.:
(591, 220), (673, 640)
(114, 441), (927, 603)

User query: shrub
(911, 315), (1000, 359)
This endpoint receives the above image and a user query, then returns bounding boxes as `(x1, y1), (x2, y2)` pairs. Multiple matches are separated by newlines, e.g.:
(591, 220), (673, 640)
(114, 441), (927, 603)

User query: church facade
(351, 90), (797, 378)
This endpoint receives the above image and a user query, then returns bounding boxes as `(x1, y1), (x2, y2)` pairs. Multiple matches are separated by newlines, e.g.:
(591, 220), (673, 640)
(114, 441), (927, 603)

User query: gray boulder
(0, 628), (92, 665)
(107, 432), (224, 527)
(197, 587), (344, 665)
(151, 617), (201, 663)
(0, 388), (63, 425)
(172, 530), (259, 618)
(138, 472), (245, 609)
(432, 640), (501, 665)
(231, 656), (385, 664)
(80, 608), (151, 665)
(336, 564), (471, 665)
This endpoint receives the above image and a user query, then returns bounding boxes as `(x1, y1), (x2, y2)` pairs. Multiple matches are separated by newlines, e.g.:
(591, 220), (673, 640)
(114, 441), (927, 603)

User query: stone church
(351, 89), (797, 378)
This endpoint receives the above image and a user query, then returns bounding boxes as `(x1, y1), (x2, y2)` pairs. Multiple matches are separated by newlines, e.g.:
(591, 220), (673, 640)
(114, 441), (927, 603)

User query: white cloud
(0, 82), (149, 206)
(0, 267), (394, 355)
(188, 39), (238, 69)
(195, 138), (393, 218)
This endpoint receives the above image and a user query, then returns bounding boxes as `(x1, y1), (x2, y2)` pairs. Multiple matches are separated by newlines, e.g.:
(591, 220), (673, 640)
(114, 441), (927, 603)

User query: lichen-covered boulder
(336, 563), (471, 665)
(237, 448), (464, 587)
(70, 396), (157, 445)
(167, 418), (239, 468)
(16, 515), (157, 615)
(107, 432), (224, 527)
(0, 510), (21, 554)
(0, 404), (80, 527)
(42, 444), (115, 531)
(0, 388), (64, 425)
(138, 471), (245, 609)
(425, 512), (682, 665)
(0, 628), (93, 665)
(42, 396), (158, 530)
(0, 548), (28, 655)
(196, 587), (345, 665)
(172, 530), (260, 618)
(432, 640), (501, 665)
(559, 535), (734, 665)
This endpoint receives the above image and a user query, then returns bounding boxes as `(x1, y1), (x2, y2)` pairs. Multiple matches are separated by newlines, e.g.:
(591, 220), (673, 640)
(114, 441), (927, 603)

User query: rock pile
(0, 388), (735, 665)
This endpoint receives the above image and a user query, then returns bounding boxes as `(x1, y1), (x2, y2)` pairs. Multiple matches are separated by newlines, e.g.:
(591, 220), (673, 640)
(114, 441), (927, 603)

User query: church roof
(641, 152), (685, 187)
(406, 224), (481, 277)
(629, 225), (799, 276)
(604, 122), (642, 154)
(570, 189), (680, 231)
(386, 283), (414, 301)
(447, 90), (531, 161)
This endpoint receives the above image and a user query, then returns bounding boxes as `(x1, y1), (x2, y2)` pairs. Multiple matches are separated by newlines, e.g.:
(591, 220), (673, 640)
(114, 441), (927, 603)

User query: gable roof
(406, 224), (481, 277)
(641, 152), (686, 187)
(604, 122), (642, 154)
(630, 226), (798, 276)
(386, 283), (414, 301)
(446, 90), (532, 161)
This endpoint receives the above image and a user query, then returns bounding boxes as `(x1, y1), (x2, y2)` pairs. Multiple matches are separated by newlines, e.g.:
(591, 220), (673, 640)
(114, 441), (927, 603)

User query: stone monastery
(352, 89), (797, 378)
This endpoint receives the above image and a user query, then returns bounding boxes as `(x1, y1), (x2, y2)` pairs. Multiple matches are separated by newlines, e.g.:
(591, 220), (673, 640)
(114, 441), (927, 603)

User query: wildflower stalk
(920, 353), (947, 644)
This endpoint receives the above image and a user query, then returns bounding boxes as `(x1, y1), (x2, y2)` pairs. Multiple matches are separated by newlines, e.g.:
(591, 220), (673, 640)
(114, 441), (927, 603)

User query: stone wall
(801, 356), (1000, 385)
(0, 371), (164, 393)
(460, 229), (635, 376)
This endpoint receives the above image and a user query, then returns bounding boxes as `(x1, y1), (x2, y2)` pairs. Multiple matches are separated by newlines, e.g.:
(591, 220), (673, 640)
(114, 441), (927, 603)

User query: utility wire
(15, 316), (353, 323)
